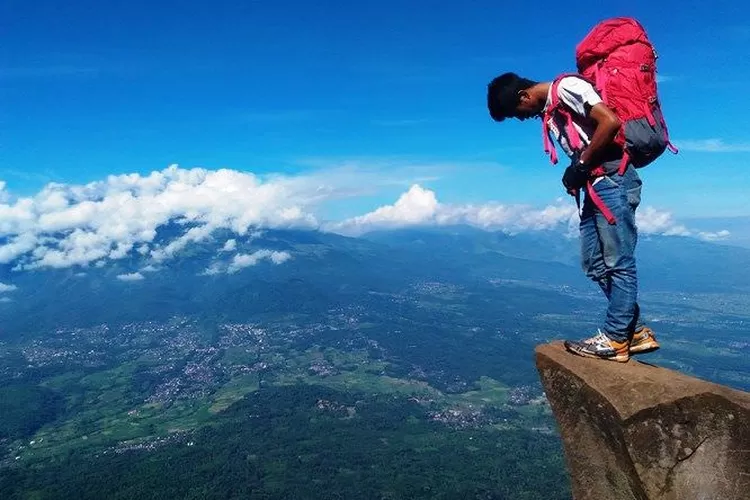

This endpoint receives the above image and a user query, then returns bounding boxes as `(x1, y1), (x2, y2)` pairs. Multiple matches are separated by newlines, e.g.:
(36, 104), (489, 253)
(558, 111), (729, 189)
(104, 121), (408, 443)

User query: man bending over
(486, 72), (660, 362)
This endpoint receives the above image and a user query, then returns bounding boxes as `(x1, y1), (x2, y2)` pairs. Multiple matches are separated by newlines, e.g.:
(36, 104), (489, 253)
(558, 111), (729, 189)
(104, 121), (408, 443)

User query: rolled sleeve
(557, 77), (602, 117)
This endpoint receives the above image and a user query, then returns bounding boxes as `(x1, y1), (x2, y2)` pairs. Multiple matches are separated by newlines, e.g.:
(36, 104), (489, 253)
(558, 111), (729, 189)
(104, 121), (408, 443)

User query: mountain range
(2, 225), (749, 341)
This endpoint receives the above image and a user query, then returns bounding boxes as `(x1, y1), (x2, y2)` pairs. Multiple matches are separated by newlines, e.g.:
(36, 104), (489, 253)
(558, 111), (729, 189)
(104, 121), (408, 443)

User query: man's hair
(487, 72), (538, 122)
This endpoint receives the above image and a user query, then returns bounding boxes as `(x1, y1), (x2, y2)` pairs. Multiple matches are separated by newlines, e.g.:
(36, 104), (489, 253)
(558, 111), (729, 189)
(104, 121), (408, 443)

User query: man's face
(514, 90), (542, 121)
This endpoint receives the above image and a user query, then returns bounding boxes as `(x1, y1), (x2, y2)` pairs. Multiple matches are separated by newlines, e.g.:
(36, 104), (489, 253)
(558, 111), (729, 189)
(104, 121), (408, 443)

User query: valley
(1, 227), (749, 499)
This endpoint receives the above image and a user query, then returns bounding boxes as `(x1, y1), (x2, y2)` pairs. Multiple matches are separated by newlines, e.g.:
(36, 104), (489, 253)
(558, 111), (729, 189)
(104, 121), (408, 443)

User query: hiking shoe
(564, 329), (630, 363)
(629, 326), (660, 354)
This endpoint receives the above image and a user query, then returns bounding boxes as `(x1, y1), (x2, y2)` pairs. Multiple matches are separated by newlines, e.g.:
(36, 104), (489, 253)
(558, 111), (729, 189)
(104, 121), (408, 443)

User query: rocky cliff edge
(535, 341), (750, 500)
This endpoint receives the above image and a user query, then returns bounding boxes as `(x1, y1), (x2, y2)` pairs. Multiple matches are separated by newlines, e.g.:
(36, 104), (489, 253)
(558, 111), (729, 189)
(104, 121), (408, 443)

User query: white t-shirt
(543, 76), (603, 159)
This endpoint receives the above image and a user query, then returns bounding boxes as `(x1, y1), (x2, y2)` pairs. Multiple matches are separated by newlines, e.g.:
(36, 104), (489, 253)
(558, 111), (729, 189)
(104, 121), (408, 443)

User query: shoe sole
(629, 342), (660, 355)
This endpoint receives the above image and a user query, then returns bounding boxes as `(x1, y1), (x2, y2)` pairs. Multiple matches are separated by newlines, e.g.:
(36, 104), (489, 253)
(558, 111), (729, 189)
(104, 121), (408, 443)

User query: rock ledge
(535, 341), (750, 500)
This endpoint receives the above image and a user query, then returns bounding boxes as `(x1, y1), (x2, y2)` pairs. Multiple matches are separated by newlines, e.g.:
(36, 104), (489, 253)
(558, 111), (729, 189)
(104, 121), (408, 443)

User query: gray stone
(535, 341), (750, 500)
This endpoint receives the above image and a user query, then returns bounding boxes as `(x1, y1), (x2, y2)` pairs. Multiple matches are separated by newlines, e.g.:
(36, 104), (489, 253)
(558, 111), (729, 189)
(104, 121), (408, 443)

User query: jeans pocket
(627, 184), (642, 208)
(594, 175), (619, 192)
(625, 169), (643, 208)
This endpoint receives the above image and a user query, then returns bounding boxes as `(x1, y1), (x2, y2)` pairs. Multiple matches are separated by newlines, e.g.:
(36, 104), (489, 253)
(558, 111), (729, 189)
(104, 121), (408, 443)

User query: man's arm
(579, 102), (621, 167)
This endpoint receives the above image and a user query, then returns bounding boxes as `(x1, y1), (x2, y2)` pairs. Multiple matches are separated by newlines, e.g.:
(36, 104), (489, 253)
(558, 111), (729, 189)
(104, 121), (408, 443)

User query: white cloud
(0, 297), (11, 303)
(200, 249), (292, 275)
(202, 262), (223, 276)
(634, 206), (690, 236)
(336, 184), (440, 230)
(269, 251), (291, 264)
(327, 184), (728, 241)
(0, 282), (18, 293)
(697, 229), (731, 242)
(0, 165), (732, 273)
(117, 272), (144, 282)
(151, 224), (215, 262)
(677, 139), (750, 153)
(0, 165), (323, 270)
(328, 184), (579, 236)
(655, 75), (672, 84)
(0, 233), (38, 264)
(227, 250), (292, 274)
(0, 162), (452, 271)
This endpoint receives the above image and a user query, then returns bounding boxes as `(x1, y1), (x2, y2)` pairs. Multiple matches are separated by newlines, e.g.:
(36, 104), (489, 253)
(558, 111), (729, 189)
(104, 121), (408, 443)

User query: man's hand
(562, 160), (589, 195)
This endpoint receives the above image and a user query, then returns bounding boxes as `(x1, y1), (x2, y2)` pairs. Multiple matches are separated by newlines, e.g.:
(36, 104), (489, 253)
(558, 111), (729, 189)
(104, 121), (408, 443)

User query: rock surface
(535, 341), (750, 500)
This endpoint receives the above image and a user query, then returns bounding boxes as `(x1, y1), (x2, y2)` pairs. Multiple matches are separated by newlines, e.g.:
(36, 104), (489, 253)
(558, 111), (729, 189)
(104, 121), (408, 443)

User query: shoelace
(580, 329), (612, 348)
(590, 329), (612, 348)
(580, 328), (607, 345)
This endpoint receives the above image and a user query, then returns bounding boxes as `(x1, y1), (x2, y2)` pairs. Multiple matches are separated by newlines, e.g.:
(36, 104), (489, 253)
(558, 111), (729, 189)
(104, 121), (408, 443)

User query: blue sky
(2, 0), (750, 222)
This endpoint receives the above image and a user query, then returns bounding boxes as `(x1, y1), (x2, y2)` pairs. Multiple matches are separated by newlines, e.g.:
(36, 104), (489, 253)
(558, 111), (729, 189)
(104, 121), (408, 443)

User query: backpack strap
(544, 74), (618, 225)
(541, 73), (591, 165)
(660, 108), (679, 155)
(617, 151), (631, 176)
(571, 166), (617, 225)
(615, 105), (679, 176)
(586, 179), (616, 225)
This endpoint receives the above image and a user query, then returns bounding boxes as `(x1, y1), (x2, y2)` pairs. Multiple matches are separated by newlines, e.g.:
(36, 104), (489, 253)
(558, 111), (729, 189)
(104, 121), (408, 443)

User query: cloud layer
(117, 272), (145, 282)
(327, 184), (730, 242)
(1, 165), (319, 271)
(677, 139), (750, 153)
(327, 184), (579, 235)
(0, 166), (730, 276)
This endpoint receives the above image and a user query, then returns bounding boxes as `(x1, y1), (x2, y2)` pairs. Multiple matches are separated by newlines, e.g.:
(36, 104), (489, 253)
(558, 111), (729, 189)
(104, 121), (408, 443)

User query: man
(486, 72), (660, 362)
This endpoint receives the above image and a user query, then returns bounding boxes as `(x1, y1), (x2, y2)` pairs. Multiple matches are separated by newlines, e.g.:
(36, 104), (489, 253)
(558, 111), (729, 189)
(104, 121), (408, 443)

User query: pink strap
(658, 110), (679, 154)
(542, 74), (587, 165)
(542, 118), (558, 165)
(587, 180), (616, 225)
(564, 110), (583, 150)
(551, 75), (585, 151)
(541, 107), (583, 164)
(617, 151), (630, 176)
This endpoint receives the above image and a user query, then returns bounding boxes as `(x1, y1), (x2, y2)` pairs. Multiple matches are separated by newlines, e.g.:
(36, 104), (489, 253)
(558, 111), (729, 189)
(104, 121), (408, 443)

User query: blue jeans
(580, 165), (643, 342)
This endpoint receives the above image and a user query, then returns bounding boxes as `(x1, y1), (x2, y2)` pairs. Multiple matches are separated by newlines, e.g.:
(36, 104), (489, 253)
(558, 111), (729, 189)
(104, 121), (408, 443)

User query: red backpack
(542, 17), (678, 176)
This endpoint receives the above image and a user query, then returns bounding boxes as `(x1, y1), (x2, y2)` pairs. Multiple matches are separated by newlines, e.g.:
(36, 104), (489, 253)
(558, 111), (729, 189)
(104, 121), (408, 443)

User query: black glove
(562, 160), (590, 194)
